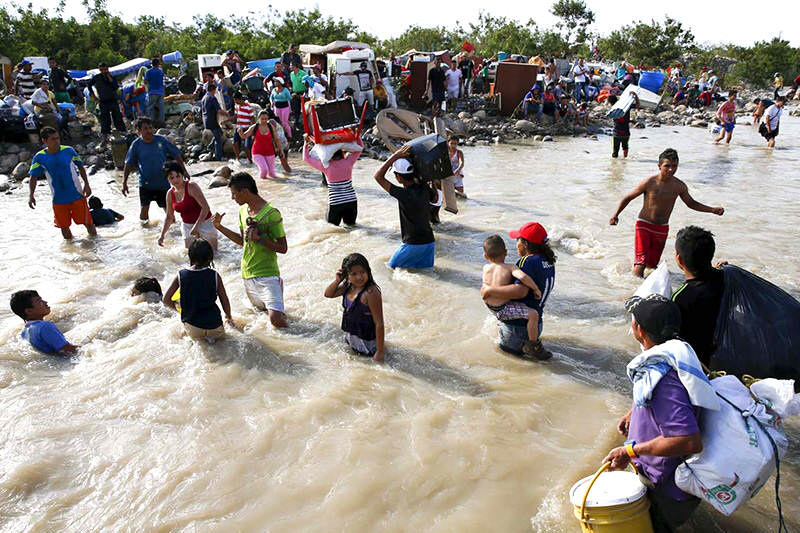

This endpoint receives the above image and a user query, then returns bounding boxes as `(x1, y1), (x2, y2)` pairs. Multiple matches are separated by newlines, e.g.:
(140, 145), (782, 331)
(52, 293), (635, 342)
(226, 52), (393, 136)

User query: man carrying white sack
(604, 294), (719, 533)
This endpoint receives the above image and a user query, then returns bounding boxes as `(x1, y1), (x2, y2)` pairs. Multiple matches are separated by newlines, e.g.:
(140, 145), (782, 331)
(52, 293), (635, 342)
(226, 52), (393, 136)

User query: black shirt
(428, 67), (446, 92)
(89, 73), (119, 102)
(389, 184), (435, 245)
(266, 71), (288, 87)
(672, 268), (725, 368)
(281, 52), (302, 70)
(458, 59), (474, 80)
(49, 66), (71, 92)
(614, 109), (632, 137)
(90, 208), (121, 226)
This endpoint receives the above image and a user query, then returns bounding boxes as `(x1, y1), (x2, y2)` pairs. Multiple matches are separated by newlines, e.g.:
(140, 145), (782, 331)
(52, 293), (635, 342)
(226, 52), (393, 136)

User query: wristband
(624, 440), (638, 458)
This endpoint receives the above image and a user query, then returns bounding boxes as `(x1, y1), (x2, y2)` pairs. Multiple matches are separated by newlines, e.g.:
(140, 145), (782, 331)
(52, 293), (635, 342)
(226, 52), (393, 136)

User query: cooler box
(58, 102), (76, 118)
(406, 134), (451, 181)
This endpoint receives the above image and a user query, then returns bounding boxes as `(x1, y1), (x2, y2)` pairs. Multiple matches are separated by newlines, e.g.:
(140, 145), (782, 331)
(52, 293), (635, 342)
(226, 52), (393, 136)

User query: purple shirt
(628, 370), (699, 500)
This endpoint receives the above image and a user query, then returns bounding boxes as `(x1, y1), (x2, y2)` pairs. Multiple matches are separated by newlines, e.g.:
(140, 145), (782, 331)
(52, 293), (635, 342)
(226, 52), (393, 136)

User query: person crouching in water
(163, 239), (236, 342)
(324, 253), (385, 362)
(303, 133), (362, 226)
(374, 145), (437, 269)
(481, 222), (556, 360)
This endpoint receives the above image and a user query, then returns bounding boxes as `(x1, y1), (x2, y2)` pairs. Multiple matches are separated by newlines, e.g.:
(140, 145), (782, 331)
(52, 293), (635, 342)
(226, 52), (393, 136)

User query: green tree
(550, 0), (595, 52)
(731, 37), (799, 88)
(597, 17), (695, 67)
(466, 13), (538, 57)
(382, 25), (459, 54)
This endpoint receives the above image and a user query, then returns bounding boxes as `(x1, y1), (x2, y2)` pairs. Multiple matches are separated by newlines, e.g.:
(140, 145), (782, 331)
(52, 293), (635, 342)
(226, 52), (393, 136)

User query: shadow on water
(694, 152), (733, 184)
(199, 335), (313, 377)
(547, 293), (627, 321)
(385, 346), (492, 397)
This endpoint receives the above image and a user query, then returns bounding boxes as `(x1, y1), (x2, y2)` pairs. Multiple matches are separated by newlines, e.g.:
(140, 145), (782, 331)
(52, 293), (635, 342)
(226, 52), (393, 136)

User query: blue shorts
(233, 129), (252, 148)
(432, 89), (445, 103)
(388, 242), (435, 269)
(723, 122), (735, 133)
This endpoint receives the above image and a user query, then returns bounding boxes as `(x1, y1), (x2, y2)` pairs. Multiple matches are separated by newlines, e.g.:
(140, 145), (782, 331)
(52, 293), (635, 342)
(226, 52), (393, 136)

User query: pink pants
(273, 105), (292, 139)
(253, 154), (277, 179)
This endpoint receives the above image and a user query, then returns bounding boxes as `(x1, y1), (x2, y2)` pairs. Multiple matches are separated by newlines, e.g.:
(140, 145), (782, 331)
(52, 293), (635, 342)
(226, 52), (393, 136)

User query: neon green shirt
(238, 203), (285, 279)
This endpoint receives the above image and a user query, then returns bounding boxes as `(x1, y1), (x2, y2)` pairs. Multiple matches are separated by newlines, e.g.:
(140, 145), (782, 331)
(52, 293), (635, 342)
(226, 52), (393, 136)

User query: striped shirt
(16, 71), (36, 99)
(328, 179), (357, 206)
(235, 102), (254, 129)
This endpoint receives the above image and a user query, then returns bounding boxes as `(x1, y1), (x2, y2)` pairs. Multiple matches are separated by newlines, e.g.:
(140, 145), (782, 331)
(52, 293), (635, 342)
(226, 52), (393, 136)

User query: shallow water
(1, 116), (798, 532)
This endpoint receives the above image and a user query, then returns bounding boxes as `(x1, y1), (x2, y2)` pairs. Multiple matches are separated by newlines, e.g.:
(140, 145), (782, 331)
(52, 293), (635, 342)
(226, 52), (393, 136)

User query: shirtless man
(481, 235), (543, 355)
(609, 148), (724, 277)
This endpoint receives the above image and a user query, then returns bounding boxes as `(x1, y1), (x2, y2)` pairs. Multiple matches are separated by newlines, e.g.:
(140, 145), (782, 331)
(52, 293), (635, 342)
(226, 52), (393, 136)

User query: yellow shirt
(775, 75), (784, 88)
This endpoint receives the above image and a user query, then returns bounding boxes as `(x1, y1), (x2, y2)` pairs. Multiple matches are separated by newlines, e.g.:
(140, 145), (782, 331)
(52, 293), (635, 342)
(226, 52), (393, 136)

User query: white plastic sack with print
(634, 262), (671, 299)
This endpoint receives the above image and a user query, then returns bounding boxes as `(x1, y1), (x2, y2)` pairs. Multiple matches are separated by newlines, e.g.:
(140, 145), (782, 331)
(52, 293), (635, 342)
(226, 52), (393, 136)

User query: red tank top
(252, 125), (275, 156)
(171, 183), (209, 224)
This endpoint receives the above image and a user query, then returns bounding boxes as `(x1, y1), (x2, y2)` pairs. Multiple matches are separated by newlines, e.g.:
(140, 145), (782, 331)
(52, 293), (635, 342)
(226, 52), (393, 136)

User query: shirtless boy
(481, 235), (543, 355)
(609, 148), (724, 277)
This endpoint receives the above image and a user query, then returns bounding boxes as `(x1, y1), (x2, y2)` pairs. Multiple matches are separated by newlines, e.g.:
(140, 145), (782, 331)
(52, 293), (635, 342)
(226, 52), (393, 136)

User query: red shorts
(634, 220), (669, 268)
(53, 198), (92, 229)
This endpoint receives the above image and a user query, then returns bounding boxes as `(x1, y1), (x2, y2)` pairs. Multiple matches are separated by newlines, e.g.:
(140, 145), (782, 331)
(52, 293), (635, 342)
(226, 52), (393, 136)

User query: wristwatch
(624, 439), (638, 458)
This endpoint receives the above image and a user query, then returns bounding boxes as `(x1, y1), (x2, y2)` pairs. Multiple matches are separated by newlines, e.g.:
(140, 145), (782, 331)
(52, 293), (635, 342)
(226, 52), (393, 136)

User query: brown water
(1, 117), (798, 532)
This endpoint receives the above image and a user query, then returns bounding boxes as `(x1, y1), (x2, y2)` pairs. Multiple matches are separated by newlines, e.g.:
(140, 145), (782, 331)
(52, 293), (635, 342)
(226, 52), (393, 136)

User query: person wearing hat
(481, 222), (556, 359)
(303, 75), (326, 101)
(15, 59), (37, 100)
(522, 84), (543, 121)
(269, 77), (292, 141)
(88, 62), (126, 146)
(604, 293), (715, 533)
(265, 61), (288, 89)
(373, 145), (436, 269)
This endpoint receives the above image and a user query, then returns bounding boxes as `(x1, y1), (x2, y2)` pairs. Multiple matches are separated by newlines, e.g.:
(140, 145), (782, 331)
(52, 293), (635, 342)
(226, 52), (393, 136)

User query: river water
(1, 116), (798, 532)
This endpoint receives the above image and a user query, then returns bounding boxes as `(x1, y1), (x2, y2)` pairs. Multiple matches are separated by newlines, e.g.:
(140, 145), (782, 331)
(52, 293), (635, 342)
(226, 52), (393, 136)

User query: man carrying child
(609, 148), (724, 278)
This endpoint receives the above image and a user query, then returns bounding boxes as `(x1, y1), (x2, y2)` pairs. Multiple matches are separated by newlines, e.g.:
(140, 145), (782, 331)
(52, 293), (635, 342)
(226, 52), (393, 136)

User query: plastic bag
(675, 375), (788, 516)
(309, 141), (362, 169)
(634, 262), (671, 299)
(713, 265), (800, 379)
(750, 379), (800, 418)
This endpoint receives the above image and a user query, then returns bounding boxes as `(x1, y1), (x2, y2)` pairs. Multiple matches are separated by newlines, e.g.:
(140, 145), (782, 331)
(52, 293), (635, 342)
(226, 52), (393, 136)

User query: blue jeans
(388, 242), (435, 269)
(498, 317), (543, 355)
(574, 82), (589, 104)
(208, 127), (224, 161)
(524, 101), (542, 120)
(148, 93), (165, 123)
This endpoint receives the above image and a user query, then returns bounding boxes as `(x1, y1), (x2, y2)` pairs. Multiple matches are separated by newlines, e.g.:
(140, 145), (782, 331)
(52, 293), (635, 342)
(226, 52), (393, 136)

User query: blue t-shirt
(202, 93), (221, 130)
(513, 253), (555, 312)
(90, 207), (121, 226)
(144, 67), (165, 95)
(21, 320), (69, 354)
(29, 146), (84, 205)
(125, 135), (181, 190)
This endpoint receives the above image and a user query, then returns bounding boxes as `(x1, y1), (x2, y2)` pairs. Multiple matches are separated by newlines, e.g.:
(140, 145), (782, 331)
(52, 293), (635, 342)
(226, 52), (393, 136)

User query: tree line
(1, 0), (796, 87)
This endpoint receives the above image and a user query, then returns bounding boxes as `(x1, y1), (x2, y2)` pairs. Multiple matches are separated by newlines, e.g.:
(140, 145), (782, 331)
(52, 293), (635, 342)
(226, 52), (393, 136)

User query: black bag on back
(713, 265), (800, 379)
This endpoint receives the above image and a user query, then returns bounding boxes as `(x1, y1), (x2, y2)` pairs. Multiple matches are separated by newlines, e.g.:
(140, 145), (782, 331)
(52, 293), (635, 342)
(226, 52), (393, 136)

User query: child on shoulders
(10, 290), (78, 355)
(88, 196), (124, 226)
(163, 239), (235, 342)
(323, 253), (385, 362)
(481, 235), (543, 357)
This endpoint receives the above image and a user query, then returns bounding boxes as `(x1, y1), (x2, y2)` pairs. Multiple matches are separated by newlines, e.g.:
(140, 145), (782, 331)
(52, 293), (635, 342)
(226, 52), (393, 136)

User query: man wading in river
(609, 148), (724, 278)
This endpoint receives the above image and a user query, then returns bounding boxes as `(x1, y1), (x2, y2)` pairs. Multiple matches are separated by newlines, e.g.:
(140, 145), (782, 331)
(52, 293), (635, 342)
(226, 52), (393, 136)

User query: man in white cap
(373, 145), (436, 268)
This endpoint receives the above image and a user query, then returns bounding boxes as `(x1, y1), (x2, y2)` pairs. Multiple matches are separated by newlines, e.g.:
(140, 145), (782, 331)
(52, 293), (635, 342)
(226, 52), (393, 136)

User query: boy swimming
(481, 235), (543, 357)
(10, 290), (78, 355)
(609, 148), (724, 277)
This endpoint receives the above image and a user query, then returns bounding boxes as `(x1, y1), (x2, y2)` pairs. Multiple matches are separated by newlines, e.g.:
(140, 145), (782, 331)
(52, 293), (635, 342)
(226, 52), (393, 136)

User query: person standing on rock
(47, 57), (72, 104)
(457, 55), (474, 98)
(444, 61), (461, 111)
(87, 62), (126, 147)
(123, 117), (187, 223)
(201, 83), (228, 161)
(713, 90), (736, 145)
(572, 58), (590, 104)
(144, 58), (165, 125)
(28, 126), (97, 240)
(14, 60), (37, 100)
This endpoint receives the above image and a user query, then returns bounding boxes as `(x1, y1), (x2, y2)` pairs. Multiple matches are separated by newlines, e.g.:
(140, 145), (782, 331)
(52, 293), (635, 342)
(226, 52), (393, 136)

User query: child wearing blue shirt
(10, 290), (78, 355)
(88, 196), (124, 226)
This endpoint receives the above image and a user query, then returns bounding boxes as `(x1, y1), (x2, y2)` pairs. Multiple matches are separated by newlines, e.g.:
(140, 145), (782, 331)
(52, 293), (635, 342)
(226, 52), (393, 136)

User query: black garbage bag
(713, 265), (800, 379)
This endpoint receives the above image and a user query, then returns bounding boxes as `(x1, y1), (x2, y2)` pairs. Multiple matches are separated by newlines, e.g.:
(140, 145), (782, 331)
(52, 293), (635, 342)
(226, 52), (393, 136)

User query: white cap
(392, 158), (414, 174)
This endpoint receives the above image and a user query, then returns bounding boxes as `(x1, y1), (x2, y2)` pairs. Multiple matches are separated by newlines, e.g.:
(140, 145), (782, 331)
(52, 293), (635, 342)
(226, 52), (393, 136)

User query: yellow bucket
(569, 462), (653, 533)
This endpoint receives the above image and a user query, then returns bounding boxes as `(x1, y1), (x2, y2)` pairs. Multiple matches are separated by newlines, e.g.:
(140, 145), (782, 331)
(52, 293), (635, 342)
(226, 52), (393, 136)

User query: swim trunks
(53, 197), (91, 228)
(723, 122), (735, 133)
(634, 219), (669, 268)
(486, 301), (532, 322)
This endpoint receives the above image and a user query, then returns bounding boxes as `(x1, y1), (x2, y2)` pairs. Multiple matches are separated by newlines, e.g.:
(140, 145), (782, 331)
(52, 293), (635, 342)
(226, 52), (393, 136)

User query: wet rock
(12, 162), (30, 179)
(473, 109), (487, 120)
(223, 139), (234, 157)
(446, 118), (467, 135)
(690, 120), (708, 128)
(209, 175), (229, 188)
(0, 154), (19, 172)
(199, 153), (214, 162)
(190, 144), (203, 156)
(17, 150), (30, 162)
(156, 128), (171, 136)
(5, 144), (20, 154)
(533, 135), (543, 142)
(0, 174), (9, 192)
(201, 129), (213, 145)
(457, 111), (471, 119)
(657, 111), (675, 121)
(515, 120), (537, 133)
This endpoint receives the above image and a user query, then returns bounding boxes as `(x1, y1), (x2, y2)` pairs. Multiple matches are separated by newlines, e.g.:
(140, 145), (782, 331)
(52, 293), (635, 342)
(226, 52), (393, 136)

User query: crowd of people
(7, 46), (798, 533)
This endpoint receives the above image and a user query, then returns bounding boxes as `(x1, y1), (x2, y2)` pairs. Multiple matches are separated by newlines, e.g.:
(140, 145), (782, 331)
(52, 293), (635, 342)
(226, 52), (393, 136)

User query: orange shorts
(53, 198), (92, 228)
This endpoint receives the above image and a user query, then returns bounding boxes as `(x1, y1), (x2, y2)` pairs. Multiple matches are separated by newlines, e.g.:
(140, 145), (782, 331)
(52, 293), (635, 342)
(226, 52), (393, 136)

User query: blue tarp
(638, 71), (666, 93)
(74, 58), (152, 82)
(247, 58), (280, 76)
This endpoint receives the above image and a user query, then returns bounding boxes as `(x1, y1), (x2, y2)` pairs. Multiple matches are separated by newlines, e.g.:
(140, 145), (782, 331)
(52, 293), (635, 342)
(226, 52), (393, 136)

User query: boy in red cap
(609, 148), (724, 278)
(481, 222), (557, 360)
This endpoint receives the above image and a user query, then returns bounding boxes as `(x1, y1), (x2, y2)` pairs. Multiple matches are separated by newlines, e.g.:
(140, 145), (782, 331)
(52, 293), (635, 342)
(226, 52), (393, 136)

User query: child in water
(481, 235), (544, 357)
(131, 277), (163, 303)
(609, 148), (724, 277)
(323, 253), (385, 362)
(447, 136), (466, 198)
(10, 290), (79, 355)
(88, 196), (124, 226)
(163, 239), (235, 342)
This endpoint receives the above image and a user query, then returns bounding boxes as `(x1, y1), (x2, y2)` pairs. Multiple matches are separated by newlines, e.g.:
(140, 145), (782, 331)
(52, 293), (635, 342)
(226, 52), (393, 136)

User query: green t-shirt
(238, 203), (285, 279)
(290, 70), (307, 94)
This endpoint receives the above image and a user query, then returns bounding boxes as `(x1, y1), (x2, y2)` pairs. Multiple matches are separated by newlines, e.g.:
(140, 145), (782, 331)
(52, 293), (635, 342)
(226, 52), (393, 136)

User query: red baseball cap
(509, 222), (548, 244)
